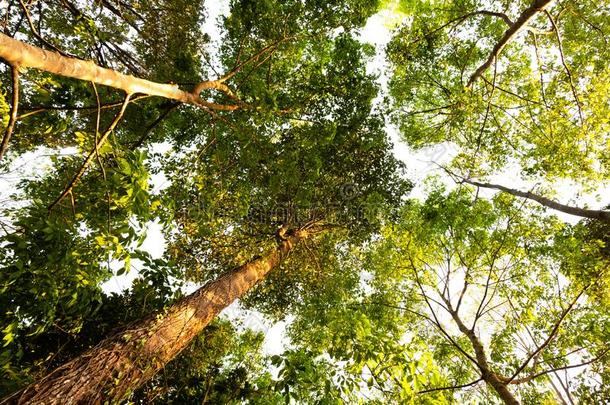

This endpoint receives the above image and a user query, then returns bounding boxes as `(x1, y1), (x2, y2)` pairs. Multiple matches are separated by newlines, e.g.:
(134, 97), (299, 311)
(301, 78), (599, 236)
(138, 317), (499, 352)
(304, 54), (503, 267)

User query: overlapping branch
(467, 0), (556, 87)
(506, 286), (588, 383)
(48, 94), (131, 211)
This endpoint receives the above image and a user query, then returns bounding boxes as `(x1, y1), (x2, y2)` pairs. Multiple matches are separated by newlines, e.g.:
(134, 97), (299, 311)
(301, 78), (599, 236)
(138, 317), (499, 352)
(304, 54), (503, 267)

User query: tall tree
(2, 0), (609, 403)
(8, 229), (307, 403)
(1, 1), (410, 400)
(357, 187), (610, 403)
(388, 0), (610, 194)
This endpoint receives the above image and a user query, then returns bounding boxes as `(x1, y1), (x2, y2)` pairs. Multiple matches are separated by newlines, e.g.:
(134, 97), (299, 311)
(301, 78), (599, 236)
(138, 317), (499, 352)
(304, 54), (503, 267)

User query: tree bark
(447, 306), (520, 404)
(483, 374), (520, 405)
(4, 230), (307, 404)
(0, 33), (237, 111)
(464, 179), (610, 223)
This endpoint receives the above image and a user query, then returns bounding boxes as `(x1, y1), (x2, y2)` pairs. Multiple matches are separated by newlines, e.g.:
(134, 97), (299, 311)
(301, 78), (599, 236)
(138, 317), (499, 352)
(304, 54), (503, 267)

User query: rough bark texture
(464, 179), (610, 223)
(0, 33), (237, 110)
(4, 231), (306, 404)
(467, 0), (556, 87)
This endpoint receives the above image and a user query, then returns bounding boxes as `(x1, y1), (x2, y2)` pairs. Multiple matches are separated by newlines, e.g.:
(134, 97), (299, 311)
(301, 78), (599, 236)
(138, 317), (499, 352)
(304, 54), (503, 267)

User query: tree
(357, 187), (610, 403)
(388, 0), (610, 191)
(1, 1), (411, 401)
(8, 229), (307, 403)
(2, 0), (609, 403)
(6, 105), (406, 401)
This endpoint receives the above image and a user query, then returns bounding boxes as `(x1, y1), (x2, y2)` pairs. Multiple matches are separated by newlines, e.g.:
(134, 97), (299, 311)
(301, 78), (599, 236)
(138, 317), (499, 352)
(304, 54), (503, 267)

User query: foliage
(358, 187), (610, 403)
(0, 0), (609, 403)
(388, 0), (610, 186)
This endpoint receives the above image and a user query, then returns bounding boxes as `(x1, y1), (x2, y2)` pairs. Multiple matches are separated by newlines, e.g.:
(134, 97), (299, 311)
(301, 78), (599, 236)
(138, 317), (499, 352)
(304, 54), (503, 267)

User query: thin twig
(507, 285), (588, 383)
(418, 378), (483, 394)
(18, 0), (73, 57)
(131, 103), (178, 148)
(545, 10), (584, 125)
(48, 94), (131, 211)
(91, 82), (104, 179)
(91, 82), (112, 234)
(17, 94), (151, 120)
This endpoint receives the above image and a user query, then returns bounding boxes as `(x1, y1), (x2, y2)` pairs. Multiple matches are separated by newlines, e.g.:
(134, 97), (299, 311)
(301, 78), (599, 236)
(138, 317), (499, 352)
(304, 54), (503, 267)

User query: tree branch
(0, 64), (20, 162)
(131, 103), (178, 148)
(507, 286), (588, 383)
(97, 0), (142, 35)
(467, 0), (556, 87)
(409, 257), (481, 368)
(17, 94), (152, 120)
(544, 10), (584, 125)
(18, 0), (74, 58)
(462, 178), (610, 223)
(510, 347), (610, 384)
(48, 94), (131, 211)
(418, 378), (483, 394)
(0, 33), (241, 111)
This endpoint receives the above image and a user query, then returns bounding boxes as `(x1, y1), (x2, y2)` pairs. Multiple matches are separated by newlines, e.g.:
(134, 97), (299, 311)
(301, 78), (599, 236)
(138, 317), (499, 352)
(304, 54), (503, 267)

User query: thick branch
(462, 178), (610, 223)
(467, 0), (556, 87)
(443, 297), (519, 404)
(446, 305), (491, 373)
(0, 33), (239, 110)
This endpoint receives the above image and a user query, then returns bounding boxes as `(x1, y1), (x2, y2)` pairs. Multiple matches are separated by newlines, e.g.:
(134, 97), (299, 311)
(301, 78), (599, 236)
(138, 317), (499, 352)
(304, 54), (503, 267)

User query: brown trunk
(484, 373), (521, 405)
(0, 33), (237, 111)
(4, 230), (306, 404)
(464, 179), (610, 223)
(448, 309), (520, 404)
(0, 65), (19, 161)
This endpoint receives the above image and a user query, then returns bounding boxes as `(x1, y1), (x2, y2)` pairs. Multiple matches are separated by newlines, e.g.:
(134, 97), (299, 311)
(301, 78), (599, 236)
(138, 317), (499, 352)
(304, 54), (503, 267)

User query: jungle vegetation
(0, 0), (609, 403)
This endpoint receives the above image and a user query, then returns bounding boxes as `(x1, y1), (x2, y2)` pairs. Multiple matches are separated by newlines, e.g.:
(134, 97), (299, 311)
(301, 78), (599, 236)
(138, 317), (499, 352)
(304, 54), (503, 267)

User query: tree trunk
(464, 179), (610, 223)
(4, 230), (307, 404)
(0, 33), (236, 111)
(448, 308), (520, 404)
(483, 373), (520, 405)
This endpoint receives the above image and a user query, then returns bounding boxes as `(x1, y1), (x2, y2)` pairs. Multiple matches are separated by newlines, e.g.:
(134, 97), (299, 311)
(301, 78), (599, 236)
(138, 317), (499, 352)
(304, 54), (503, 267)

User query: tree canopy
(0, 0), (609, 403)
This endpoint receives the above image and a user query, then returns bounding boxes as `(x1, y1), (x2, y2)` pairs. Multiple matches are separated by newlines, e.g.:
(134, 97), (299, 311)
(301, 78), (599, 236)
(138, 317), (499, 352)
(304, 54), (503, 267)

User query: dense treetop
(0, 0), (608, 403)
